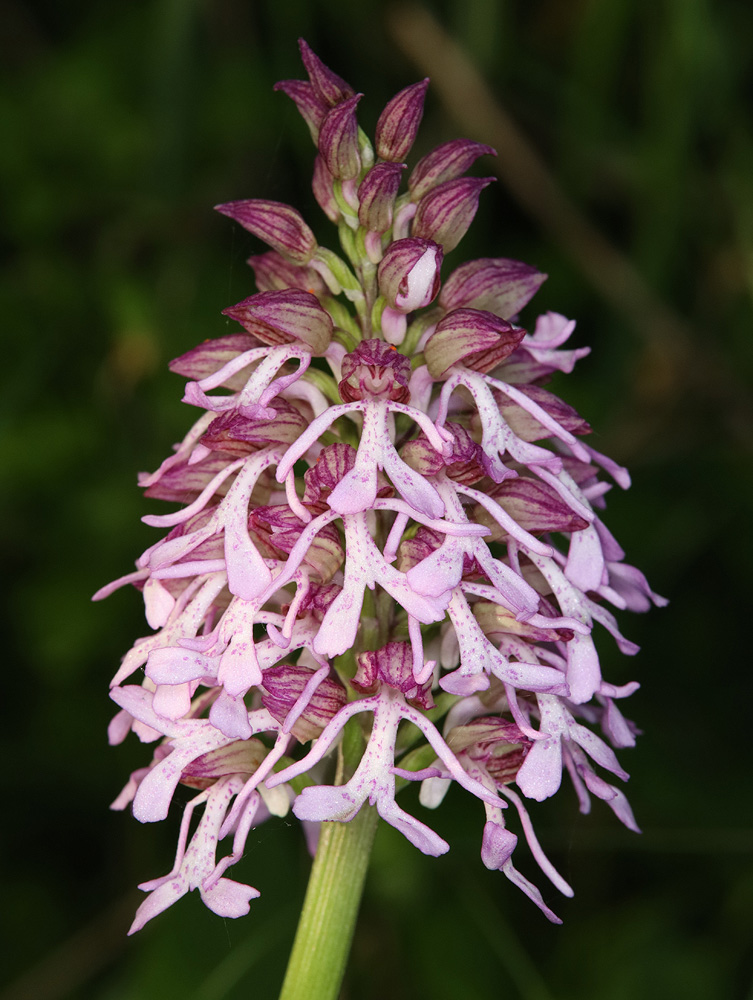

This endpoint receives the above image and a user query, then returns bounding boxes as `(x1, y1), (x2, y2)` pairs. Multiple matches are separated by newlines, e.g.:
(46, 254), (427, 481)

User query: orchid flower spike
(97, 40), (664, 937)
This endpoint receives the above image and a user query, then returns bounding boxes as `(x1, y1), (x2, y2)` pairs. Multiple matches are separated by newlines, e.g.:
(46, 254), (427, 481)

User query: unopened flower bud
(375, 79), (429, 162)
(297, 38), (355, 107)
(477, 478), (590, 537)
(299, 582), (342, 619)
(216, 200), (317, 264)
(358, 162), (405, 233)
(401, 422), (486, 485)
(399, 437), (445, 478)
(141, 453), (237, 503)
(424, 307), (526, 377)
(318, 94), (363, 181)
(247, 251), (328, 297)
(446, 717), (531, 785)
(377, 237), (443, 312)
(303, 443), (357, 504)
(412, 176), (494, 252)
(312, 154), (340, 222)
(222, 289), (333, 353)
(439, 257), (547, 318)
(408, 139), (496, 201)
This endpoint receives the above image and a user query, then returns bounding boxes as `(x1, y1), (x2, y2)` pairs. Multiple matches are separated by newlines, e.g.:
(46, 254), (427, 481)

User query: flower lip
(338, 340), (412, 403)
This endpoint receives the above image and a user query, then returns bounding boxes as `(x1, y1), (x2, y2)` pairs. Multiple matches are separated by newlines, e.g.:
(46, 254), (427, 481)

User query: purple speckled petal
(146, 645), (215, 687)
(515, 731), (562, 801)
(578, 760), (640, 832)
(379, 797), (450, 856)
(276, 403), (352, 483)
(500, 860), (562, 924)
(209, 692), (254, 740)
(313, 512), (448, 657)
(481, 820), (518, 869)
(268, 699), (372, 789)
(293, 783), (362, 822)
(128, 778), (259, 933)
(217, 633), (263, 697)
(201, 877), (260, 918)
(498, 785), (574, 896)
(565, 523), (606, 593)
(439, 590), (567, 697)
(379, 439), (445, 519)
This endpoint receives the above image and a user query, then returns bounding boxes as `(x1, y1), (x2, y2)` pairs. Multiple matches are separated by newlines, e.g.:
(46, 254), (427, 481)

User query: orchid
(96, 37), (664, 1000)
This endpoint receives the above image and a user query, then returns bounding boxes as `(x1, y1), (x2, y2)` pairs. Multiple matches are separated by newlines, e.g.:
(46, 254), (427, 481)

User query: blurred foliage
(1, 1), (752, 998)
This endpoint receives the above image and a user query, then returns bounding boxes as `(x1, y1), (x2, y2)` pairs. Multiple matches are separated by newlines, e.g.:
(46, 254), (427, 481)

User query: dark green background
(2, 1), (751, 998)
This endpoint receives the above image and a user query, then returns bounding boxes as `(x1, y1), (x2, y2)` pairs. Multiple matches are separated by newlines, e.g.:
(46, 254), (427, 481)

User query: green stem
(278, 807), (379, 1000)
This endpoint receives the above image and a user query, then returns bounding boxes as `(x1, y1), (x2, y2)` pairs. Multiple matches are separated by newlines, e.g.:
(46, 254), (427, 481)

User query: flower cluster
(97, 40), (665, 933)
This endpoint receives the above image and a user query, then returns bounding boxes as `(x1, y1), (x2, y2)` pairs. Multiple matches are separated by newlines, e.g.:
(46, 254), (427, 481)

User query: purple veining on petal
(408, 139), (496, 201)
(358, 162), (405, 234)
(318, 94), (363, 181)
(215, 200), (317, 264)
(297, 38), (355, 107)
(412, 176), (494, 252)
(377, 238), (443, 312)
(375, 79), (429, 162)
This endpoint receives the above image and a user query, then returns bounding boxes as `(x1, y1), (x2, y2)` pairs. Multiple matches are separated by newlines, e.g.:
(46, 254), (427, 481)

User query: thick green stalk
(277, 806), (379, 1000)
